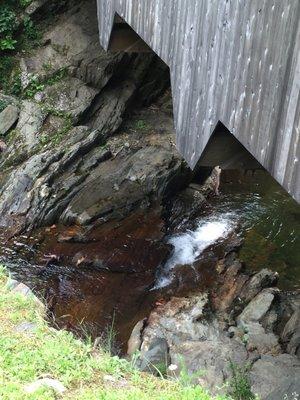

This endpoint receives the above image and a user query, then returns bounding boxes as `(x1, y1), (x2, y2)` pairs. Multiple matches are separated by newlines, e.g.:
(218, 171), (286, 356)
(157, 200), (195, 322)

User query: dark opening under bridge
(96, 0), (300, 203)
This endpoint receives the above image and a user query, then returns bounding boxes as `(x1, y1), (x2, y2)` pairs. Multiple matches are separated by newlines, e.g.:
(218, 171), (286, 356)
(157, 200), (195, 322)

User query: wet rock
(250, 354), (300, 400)
(165, 186), (206, 231)
(0, 105), (19, 136)
(237, 288), (277, 328)
(212, 256), (247, 312)
(197, 166), (222, 196)
(57, 225), (88, 243)
(240, 269), (279, 303)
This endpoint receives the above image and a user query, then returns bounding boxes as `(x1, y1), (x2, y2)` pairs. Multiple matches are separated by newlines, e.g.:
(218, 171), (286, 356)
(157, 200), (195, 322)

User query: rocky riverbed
(129, 250), (300, 399)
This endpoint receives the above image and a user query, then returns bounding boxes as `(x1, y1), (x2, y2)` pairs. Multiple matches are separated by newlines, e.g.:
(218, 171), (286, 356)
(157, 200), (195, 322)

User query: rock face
(128, 252), (300, 399)
(0, 0), (188, 234)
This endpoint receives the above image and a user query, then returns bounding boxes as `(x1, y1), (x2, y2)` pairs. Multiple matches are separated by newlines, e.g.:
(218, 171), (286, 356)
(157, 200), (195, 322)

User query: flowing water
(0, 169), (299, 349)
(153, 170), (300, 291)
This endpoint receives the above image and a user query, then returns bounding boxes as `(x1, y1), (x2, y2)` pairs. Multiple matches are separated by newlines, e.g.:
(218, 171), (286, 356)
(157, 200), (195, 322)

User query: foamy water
(154, 215), (234, 289)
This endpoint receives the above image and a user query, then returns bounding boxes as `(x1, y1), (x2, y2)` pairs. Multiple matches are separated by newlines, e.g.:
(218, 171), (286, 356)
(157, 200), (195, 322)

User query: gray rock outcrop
(128, 252), (300, 399)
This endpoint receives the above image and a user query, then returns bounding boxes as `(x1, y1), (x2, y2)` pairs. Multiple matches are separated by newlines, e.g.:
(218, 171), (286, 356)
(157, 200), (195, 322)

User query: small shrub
(23, 15), (40, 40)
(135, 119), (149, 130)
(19, 0), (32, 7)
(228, 361), (256, 400)
(0, 7), (17, 36)
(0, 36), (17, 50)
(24, 68), (68, 99)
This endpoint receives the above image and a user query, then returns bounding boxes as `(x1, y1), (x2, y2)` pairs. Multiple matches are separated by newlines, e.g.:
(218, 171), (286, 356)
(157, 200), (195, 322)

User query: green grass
(0, 266), (232, 399)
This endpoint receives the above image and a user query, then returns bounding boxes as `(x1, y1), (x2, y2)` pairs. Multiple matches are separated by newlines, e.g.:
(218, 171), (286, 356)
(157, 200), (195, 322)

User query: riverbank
(0, 265), (230, 400)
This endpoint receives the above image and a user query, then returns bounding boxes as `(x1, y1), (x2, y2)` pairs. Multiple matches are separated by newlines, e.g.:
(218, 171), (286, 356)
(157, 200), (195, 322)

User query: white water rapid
(154, 214), (234, 289)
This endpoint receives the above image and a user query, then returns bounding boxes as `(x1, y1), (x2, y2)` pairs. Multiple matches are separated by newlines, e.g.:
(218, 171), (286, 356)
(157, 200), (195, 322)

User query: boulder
(282, 310), (300, 357)
(0, 105), (19, 136)
(240, 269), (279, 303)
(250, 354), (300, 400)
(237, 288), (276, 328)
(236, 288), (282, 355)
(171, 338), (247, 391)
(138, 294), (248, 393)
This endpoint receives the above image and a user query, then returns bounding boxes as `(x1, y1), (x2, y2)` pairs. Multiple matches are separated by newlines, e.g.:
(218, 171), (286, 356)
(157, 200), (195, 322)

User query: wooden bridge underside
(97, 0), (300, 202)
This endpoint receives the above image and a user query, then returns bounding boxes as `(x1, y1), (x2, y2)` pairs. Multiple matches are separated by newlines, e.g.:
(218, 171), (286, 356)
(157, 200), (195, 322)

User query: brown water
(0, 170), (299, 350)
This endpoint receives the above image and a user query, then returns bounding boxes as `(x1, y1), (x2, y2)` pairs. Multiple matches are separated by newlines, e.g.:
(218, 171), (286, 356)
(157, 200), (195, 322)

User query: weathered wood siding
(97, 0), (300, 202)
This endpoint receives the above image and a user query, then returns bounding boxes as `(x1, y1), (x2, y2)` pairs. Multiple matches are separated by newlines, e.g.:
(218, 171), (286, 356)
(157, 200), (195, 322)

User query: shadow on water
(215, 170), (300, 290)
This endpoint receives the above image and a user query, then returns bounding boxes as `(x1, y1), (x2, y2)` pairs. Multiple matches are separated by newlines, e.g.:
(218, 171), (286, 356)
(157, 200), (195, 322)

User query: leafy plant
(19, 0), (32, 7)
(0, 36), (17, 50)
(23, 75), (45, 98)
(135, 119), (149, 130)
(228, 361), (256, 400)
(0, 7), (17, 36)
(23, 15), (40, 40)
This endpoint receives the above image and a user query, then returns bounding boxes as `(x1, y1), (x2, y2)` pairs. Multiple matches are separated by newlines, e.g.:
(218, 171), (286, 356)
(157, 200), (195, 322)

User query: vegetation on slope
(0, 0), (41, 95)
(0, 266), (231, 400)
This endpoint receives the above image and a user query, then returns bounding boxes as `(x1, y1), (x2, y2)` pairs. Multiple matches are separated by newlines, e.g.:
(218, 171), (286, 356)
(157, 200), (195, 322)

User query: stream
(0, 169), (299, 350)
